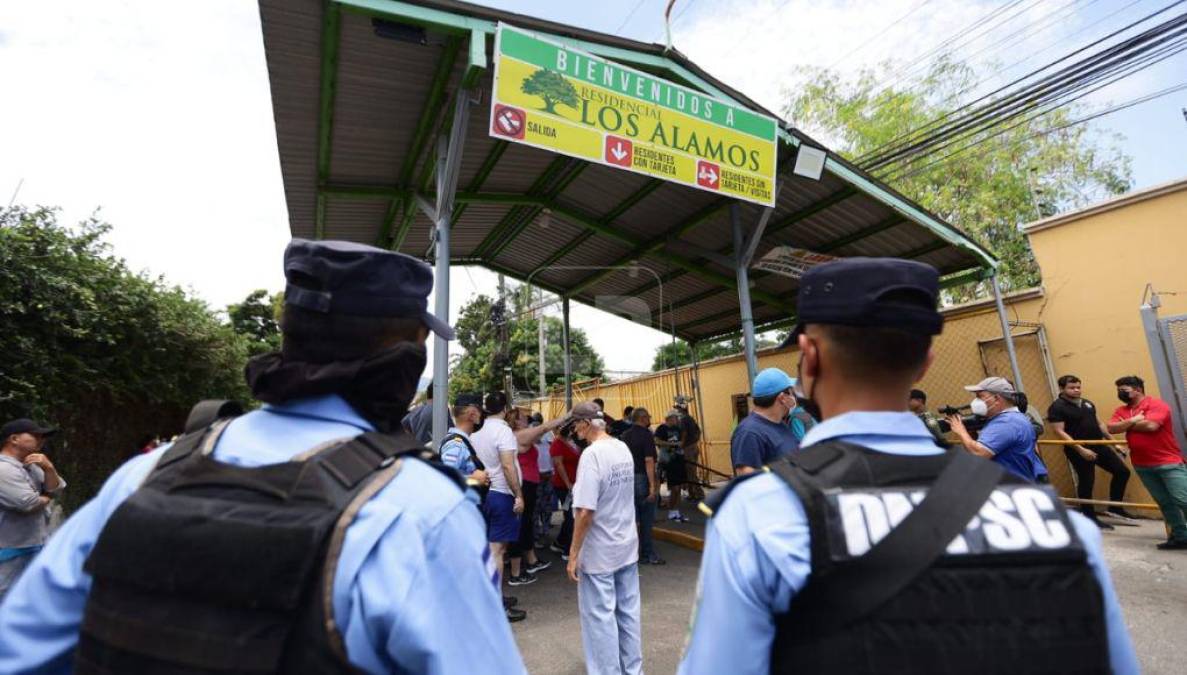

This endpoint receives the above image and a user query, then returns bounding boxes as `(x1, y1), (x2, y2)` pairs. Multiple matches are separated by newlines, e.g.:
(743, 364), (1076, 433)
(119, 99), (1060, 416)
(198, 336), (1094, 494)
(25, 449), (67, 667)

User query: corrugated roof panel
(322, 199), (387, 243)
(260, 0), (321, 238)
(328, 15), (449, 186)
(554, 164), (655, 222)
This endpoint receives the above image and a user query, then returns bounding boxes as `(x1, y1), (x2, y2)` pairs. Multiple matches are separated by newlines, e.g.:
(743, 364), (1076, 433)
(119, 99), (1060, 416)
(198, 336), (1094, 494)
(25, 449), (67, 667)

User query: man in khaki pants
(676, 401), (704, 501)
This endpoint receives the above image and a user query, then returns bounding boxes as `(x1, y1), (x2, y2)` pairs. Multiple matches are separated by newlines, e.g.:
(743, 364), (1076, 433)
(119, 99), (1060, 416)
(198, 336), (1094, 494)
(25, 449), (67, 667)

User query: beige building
(534, 176), (1187, 505)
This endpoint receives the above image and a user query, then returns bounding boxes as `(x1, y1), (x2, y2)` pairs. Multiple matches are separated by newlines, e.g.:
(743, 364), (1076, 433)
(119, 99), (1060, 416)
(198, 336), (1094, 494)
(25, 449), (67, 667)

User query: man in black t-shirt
(620, 408), (664, 564)
(1047, 375), (1135, 527)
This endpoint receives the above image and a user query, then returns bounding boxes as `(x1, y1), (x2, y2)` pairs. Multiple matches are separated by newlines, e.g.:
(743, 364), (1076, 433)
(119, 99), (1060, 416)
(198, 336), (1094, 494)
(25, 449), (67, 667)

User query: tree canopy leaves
(450, 284), (603, 398)
(0, 206), (252, 511)
(786, 60), (1131, 297)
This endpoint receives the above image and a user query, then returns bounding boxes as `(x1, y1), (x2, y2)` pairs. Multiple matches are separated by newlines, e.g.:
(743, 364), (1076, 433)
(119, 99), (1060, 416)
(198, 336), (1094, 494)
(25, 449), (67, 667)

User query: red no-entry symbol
(492, 104), (526, 139)
(604, 135), (633, 167)
(696, 160), (720, 190)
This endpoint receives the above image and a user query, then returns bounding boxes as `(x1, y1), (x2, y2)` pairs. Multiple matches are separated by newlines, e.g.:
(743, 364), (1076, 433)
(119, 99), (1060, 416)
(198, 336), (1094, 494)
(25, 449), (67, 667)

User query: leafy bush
(0, 206), (251, 512)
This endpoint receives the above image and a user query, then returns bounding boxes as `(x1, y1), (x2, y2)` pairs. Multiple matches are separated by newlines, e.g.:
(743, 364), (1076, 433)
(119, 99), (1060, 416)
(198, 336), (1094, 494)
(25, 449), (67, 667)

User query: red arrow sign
(604, 135), (633, 167)
(697, 160), (720, 190)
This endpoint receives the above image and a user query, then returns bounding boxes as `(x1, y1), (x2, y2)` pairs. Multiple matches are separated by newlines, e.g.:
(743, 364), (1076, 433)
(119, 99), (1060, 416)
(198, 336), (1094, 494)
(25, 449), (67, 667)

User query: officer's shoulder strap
(183, 399), (245, 435)
(152, 417), (236, 474)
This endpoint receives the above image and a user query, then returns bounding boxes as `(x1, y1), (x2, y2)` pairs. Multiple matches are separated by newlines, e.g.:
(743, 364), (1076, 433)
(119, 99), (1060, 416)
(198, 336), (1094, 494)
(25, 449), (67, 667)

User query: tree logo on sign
(521, 69), (578, 115)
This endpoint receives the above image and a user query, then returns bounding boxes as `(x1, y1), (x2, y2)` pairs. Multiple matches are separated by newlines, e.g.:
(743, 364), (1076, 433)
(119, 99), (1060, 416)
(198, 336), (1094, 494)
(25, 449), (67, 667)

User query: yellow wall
(1025, 182), (1187, 407)
(530, 179), (1187, 506)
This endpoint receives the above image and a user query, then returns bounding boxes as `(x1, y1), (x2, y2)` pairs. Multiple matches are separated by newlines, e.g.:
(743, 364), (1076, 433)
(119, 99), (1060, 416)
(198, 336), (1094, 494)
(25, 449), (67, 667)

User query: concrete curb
(653, 526), (704, 552)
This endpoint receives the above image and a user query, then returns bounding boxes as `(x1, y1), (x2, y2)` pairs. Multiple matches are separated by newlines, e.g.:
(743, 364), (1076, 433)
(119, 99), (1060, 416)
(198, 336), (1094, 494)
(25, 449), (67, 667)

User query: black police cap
(1, 418), (58, 441)
(781, 257), (942, 347)
(453, 393), (483, 408)
(283, 239), (454, 340)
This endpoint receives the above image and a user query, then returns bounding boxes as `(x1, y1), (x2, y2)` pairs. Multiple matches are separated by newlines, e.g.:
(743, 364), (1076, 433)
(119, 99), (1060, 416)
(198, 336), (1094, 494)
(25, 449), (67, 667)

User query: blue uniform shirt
(439, 426), (478, 475)
(730, 411), (800, 470)
(0, 394), (525, 675)
(679, 411), (1138, 675)
(978, 408), (1048, 482)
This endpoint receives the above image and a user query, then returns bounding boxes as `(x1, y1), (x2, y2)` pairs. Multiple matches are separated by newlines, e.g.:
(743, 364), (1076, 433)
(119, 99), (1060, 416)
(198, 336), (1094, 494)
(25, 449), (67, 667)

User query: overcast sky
(2, 0), (1185, 382)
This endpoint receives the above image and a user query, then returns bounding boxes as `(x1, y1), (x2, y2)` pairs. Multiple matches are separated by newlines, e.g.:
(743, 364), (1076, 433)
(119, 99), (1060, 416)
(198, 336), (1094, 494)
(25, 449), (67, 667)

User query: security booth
(258, 0), (1017, 448)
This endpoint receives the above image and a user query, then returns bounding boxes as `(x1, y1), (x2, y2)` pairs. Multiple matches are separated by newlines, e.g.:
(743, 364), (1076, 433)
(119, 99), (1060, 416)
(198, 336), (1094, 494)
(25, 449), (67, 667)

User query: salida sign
(490, 24), (778, 207)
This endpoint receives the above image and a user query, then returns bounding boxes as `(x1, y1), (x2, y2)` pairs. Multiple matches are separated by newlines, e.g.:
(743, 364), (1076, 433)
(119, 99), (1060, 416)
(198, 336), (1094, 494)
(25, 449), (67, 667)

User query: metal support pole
(1140, 297), (1187, 453)
(431, 90), (472, 448)
(990, 274), (1025, 393)
(731, 204), (758, 389)
(690, 341), (708, 449)
(537, 287), (547, 398)
(562, 298), (573, 408)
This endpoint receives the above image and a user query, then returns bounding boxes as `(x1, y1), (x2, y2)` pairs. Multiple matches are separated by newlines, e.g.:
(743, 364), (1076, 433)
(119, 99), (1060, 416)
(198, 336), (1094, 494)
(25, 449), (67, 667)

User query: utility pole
(537, 287), (547, 398)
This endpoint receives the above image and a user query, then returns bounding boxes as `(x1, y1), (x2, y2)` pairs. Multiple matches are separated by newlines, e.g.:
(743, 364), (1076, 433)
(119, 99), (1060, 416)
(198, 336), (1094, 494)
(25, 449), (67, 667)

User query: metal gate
(1140, 298), (1187, 453)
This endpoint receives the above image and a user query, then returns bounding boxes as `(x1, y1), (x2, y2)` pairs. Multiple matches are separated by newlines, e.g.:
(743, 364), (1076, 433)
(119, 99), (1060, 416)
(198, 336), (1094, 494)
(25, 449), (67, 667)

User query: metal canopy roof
(259, 0), (996, 344)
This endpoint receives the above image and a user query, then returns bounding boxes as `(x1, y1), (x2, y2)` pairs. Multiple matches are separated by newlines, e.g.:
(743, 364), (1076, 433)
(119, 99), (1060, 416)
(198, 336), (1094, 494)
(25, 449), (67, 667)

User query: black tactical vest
(709, 441), (1110, 675)
(74, 420), (464, 674)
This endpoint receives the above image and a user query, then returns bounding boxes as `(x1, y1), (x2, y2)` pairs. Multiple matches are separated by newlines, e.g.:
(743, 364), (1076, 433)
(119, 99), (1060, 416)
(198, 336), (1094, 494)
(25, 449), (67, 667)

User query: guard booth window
(731, 394), (749, 425)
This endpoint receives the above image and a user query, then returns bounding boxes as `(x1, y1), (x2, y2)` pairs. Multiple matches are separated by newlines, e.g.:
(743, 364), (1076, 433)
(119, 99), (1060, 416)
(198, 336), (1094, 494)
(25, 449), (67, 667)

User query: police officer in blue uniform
(679, 257), (1138, 675)
(0, 239), (526, 674)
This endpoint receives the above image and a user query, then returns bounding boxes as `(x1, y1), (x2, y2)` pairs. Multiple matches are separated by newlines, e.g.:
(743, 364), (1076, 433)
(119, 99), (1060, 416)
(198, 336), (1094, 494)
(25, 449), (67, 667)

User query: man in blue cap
(680, 257), (1137, 675)
(0, 239), (526, 674)
(730, 367), (802, 475)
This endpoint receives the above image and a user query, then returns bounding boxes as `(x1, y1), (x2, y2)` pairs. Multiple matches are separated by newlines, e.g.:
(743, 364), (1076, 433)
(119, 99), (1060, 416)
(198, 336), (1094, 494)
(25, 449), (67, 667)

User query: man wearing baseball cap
(681, 257), (1136, 674)
(948, 376), (1049, 483)
(0, 240), (525, 674)
(0, 419), (65, 599)
(730, 367), (802, 475)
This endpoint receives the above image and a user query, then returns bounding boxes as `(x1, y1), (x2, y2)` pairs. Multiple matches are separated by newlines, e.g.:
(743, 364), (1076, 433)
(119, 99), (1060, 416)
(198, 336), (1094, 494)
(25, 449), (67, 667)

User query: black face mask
(1117, 390), (1131, 404)
(245, 341), (428, 433)
(795, 359), (823, 422)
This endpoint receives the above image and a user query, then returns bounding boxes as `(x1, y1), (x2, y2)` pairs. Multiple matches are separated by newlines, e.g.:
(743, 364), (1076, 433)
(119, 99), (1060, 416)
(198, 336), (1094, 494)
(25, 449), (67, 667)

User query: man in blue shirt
(730, 368), (801, 475)
(0, 240), (525, 674)
(680, 257), (1137, 675)
(949, 376), (1049, 482)
(439, 392), (489, 485)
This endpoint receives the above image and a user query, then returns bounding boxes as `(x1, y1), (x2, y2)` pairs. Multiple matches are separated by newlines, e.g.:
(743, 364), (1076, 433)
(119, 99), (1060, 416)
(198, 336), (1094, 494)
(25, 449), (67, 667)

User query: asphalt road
(512, 516), (1185, 674)
(509, 538), (698, 675)
(1096, 518), (1187, 675)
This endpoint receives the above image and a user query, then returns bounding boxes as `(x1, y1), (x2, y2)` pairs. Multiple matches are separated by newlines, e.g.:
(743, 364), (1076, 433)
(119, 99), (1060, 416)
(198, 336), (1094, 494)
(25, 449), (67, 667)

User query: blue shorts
(482, 491), (521, 543)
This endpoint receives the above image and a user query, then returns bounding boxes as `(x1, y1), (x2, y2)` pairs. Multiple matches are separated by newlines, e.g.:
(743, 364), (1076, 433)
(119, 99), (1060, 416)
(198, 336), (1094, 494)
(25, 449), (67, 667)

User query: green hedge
(1, 207), (252, 513)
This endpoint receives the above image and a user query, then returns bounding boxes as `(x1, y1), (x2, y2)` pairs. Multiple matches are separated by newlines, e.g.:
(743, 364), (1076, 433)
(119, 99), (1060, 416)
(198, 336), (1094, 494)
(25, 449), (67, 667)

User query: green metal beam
(622, 185), (854, 298)
(487, 162), (590, 258)
(314, 3), (343, 239)
(450, 140), (509, 225)
(528, 179), (663, 276)
(699, 315), (798, 345)
(566, 197), (731, 297)
(472, 156), (569, 257)
(377, 35), (462, 248)
(900, 240), (947, 260)
(660, 287), (726, 315)
(462, 28), (487, 89)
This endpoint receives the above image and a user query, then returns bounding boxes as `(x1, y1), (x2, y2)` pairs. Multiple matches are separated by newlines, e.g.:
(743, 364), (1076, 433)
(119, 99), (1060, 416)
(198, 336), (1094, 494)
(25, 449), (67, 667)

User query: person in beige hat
(947, 377), (1049, 482)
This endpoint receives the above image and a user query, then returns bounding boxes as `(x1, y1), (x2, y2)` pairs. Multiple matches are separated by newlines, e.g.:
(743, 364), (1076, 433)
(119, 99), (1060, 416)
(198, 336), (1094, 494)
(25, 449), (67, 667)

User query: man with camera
(948, 377), (1049, 483)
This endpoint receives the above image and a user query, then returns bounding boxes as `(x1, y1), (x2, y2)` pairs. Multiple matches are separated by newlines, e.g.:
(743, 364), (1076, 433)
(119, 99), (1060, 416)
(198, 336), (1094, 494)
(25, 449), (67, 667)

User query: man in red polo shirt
(1108, 375), (1187, 550)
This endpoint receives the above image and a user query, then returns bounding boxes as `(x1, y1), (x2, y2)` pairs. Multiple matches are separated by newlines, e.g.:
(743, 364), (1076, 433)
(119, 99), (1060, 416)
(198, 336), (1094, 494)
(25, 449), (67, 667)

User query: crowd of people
(1, 239), (1182, 674)
(411, 386), (707, 628)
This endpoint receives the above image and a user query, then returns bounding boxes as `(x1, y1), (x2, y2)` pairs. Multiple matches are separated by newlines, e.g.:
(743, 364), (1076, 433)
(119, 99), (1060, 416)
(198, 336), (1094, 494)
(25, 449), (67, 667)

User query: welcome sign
(490, 24), (779, 207)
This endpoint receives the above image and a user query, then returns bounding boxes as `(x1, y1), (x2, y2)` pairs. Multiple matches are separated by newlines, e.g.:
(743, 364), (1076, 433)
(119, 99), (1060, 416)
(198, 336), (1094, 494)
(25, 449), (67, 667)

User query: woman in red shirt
(507, 408), (566, 584)
(549, 424), (582, 559)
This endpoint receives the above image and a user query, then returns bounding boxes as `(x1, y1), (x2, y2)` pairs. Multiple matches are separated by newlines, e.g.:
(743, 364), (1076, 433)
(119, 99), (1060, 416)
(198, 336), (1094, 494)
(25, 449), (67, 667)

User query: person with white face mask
(947, 377), (1049, 482)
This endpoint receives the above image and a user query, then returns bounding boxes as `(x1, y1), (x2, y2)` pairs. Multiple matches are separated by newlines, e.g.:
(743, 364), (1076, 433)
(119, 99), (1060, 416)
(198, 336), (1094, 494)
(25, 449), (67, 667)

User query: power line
(615, 0), (649, 34)
(821, 0), (936, 71)
(879, 0), (1035, 90)
(856, 0), (1187, 166)
(872, 23), (1187, 173)
(886, 80), (1187, 182)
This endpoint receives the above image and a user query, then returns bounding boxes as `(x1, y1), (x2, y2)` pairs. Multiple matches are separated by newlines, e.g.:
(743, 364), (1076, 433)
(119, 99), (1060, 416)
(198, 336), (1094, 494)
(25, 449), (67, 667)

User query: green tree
(449, 288), (604, 398)
(521, 69), (579, 115)
(785, 59), (1131, 297)
(651, 337), (775, 371)
(227, 289), (282, 356)
(0, 206), (252, 512)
